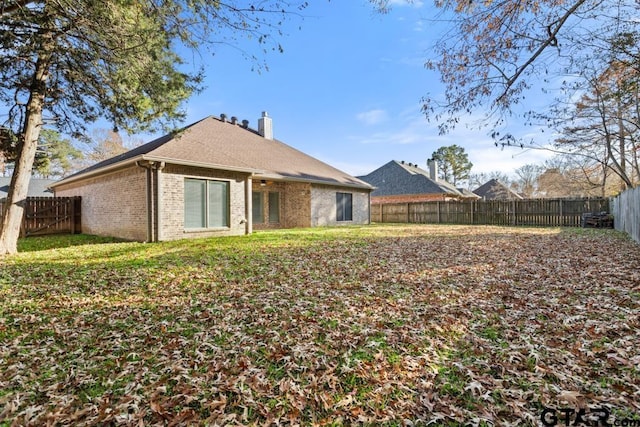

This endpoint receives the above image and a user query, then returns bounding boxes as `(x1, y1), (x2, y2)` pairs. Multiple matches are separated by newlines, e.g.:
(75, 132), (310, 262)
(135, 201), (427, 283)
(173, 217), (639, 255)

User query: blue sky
(164, 0), (556, 181)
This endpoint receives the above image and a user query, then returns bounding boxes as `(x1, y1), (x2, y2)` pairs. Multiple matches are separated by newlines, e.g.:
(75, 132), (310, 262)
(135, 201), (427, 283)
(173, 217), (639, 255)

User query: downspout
(137, 161), (154, 243)
(154, 162), (165, 242)
(245, 175), (253, 235)
(368, 190), (372, 225)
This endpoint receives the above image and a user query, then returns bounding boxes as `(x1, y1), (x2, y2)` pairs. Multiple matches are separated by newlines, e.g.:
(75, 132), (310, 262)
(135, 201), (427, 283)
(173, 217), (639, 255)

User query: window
(336, 192), (353, 222)
(184, 179), (229, 228)
(252, 191), (264, 223)
(268, 192), (280, 223)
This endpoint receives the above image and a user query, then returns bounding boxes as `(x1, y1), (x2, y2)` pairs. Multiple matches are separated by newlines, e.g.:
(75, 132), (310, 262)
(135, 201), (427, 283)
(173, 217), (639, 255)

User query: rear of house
(52, 113), (372, 241)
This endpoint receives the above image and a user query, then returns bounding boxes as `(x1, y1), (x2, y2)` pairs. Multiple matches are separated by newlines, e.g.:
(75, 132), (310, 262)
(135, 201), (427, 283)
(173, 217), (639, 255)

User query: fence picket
(611, 187), (640, 244)
(370, 198), (610, 228)
(0, 196), (81, 237)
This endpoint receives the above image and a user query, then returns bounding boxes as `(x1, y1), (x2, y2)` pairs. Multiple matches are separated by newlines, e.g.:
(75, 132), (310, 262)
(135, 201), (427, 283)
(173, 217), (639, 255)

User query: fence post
(512, 200), (517, 226)
(407, 203), (410, 224)
(70, 197), (76, 234)
(470, 200), (474, 225)
(437, 201), (441, 223)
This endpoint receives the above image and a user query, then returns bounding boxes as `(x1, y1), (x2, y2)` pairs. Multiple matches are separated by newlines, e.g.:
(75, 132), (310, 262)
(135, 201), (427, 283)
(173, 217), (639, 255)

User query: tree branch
(0, 0), (35, 17)
(496, 0), (588, 106)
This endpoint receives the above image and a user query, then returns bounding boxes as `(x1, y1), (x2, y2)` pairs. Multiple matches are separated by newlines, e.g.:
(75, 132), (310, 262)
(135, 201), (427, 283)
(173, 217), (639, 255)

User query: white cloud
(348, 110), (557, 177)
(356, 109), (389, 125)
(388, 0), (424, 7)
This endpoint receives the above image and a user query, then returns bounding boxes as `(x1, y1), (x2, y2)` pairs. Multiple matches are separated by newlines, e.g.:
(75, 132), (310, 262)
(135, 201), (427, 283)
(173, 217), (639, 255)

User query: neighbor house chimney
(258, 111), (273, 140)
(427, 158), (438, 182)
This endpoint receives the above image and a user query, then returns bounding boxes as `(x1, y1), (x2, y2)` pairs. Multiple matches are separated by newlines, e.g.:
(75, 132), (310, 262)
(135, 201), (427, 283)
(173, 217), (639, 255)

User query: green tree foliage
(33, 129), (83, 178)
(430, 145), (473, 185)
(1, 127), (83, 178)
(0, 0), (306, 255)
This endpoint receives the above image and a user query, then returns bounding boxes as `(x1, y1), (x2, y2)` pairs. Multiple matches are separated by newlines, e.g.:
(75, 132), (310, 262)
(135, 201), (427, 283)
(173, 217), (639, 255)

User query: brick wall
(54, 165), (148, 241)
(55, 163), (371, 240)
(310, 185), (370, 227)
(160, 164), (249, 240)
(252, 181), (311, 230)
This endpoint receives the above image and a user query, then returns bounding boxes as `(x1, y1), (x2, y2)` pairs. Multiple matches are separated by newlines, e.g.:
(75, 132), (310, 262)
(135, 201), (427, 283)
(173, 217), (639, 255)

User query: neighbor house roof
(0, 177), (56, 199)
(473, 179), (523, 200)
(52, 115), (372, 190)
(457, 187), (482, 199)
(357, 160), (465, 198)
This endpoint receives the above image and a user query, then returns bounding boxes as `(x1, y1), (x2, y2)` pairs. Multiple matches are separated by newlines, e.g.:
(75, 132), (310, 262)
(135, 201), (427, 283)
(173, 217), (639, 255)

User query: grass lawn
(1, 224), (639, 426)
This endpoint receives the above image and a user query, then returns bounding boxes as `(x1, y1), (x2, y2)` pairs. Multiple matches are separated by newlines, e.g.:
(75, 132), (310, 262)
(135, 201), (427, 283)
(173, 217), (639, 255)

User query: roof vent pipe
(231, 116), (238, 125)
(241, 119), (249, 129)
(220, 113), (227, 123)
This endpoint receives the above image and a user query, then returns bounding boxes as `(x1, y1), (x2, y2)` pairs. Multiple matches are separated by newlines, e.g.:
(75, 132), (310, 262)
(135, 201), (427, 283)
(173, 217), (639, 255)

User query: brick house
(51, 113), (373, 242)
(357, 160), (478, 204)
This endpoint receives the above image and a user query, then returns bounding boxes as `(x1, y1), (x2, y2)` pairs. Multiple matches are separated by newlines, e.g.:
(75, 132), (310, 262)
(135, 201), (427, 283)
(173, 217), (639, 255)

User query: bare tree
(514, 164), (543, 198)
(423, 0), (640, 148)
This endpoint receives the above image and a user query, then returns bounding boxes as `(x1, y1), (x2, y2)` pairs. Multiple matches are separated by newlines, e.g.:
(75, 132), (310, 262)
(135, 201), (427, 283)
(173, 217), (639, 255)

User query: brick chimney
(427, 158), (438, 182)
(258, 111), (273, 140)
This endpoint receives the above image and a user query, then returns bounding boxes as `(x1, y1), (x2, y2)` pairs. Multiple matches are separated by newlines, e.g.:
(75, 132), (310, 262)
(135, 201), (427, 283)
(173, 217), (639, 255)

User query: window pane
(185, 179), (206, 228)
(252, 192), (264, 223)
(336, 193), (344, 221)
(208, 181), (229, 227)
(268, 192), (280, 223)
(336, 192), (353, 222)
(344, 193), (353, 221)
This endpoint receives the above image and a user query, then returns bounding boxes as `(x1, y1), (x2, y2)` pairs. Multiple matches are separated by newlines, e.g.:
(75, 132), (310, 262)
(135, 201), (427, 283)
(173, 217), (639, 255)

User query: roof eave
(50, 155), (145, 188)
(50, 155), (262, 189)
(256, 173), (374, 190)
(141, 155), (262, 175)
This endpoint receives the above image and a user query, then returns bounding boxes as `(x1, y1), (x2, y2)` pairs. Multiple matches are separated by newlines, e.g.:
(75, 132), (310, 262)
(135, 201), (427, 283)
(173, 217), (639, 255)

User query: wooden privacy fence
(372, 198), (610, 227)
(0, 196), (81, 237)
(611, 187), (640, 244)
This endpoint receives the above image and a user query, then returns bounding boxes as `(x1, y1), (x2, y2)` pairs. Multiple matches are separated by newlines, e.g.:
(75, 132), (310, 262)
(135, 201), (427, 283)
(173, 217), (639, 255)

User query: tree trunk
(617, 97), (627, 191)
(0, 38), (53, 256)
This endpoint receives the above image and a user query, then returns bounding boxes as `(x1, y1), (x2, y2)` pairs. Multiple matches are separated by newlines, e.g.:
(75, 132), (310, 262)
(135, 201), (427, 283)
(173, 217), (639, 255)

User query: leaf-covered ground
(1, 225), (639, 426)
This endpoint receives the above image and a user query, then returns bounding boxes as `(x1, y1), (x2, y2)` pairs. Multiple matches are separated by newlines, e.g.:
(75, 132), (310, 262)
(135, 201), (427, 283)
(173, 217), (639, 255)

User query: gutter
(255, 173), (374, 191)
(51, 155), (261, 189)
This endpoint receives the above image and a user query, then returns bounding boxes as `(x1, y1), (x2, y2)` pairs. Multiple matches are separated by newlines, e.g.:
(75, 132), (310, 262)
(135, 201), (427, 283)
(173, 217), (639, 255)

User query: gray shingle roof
(473, 179), (523, 200)
(357, 160), (464, 197)
(0, 177), (56, 199)
(53, 115), (372, 190)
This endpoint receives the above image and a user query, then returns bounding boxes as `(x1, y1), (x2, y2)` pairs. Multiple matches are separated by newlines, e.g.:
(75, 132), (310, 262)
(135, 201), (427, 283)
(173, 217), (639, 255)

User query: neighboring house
(0, 177), (56, 200)
(473, 179), (523, 200)
(457, 187), (481, 199)
(51, 113), (373, 242)
(357, 160), (476, 203)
